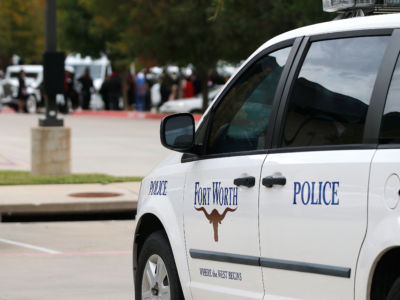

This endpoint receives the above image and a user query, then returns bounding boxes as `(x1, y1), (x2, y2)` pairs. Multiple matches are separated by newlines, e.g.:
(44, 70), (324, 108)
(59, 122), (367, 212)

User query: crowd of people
(63, 67), (200, 112)
(96, 68), (211, 112)
(13, 66), (227, 113)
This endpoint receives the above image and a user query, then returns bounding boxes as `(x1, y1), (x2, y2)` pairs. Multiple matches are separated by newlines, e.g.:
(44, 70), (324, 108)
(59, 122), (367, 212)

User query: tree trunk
(201, 72), (209, 113)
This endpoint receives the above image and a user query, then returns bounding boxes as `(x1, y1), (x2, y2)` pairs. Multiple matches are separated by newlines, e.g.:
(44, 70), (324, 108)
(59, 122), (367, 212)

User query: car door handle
(234, 176), (255, 187)
(262, 176), (286, 188)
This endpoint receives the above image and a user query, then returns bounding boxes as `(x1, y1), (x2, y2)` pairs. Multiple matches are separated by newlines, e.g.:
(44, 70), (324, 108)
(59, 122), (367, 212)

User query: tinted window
(281, 36), (389, 148)
(207, 47), (292, 155)
(380, 55), (400, 144)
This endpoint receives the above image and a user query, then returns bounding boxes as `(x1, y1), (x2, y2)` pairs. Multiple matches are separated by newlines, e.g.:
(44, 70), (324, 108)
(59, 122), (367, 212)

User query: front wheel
(135, 231), (184, 300)
(25, 94), (37, 114)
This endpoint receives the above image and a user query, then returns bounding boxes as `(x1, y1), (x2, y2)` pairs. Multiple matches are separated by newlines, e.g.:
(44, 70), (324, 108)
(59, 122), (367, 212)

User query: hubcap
(26, 95), (36, 114)
(141, 254), (170, 300)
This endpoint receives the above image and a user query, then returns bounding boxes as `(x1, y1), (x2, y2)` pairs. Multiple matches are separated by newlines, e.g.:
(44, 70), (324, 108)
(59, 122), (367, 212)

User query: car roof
(253, 13), (400, 58)
(6, 65), (43, 73)
(202, 14), (400, 120)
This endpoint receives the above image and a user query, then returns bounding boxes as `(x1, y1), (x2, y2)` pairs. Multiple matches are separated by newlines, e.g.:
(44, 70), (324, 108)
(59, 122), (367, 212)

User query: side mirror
(160, 113), (195, 152)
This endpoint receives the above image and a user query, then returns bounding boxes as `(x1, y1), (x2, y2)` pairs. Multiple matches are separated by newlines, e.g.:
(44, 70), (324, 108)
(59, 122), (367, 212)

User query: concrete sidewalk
(0, 181), (140, 219)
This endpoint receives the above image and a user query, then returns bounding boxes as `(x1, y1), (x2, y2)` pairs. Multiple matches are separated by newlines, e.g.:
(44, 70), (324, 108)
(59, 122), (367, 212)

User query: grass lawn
(0, 171), (142, 186)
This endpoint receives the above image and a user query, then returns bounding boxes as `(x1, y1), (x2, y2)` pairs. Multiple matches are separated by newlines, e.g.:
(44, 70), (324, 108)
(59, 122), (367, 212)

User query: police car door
(259, 34), (390, 299)
(183, 44), (295, 299)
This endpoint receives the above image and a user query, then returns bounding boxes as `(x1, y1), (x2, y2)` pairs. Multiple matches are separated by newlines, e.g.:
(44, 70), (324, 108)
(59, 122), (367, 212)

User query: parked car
(159, 85), (223, 114)
(1, 65), (43, 113)
(132, 11), (400, 300)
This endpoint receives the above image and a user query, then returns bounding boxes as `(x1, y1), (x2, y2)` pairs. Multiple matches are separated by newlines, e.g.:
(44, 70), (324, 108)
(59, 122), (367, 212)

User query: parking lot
(0, 113), (170, 176)
(0, 220), (136, 300)
(0, 113), (169, 299)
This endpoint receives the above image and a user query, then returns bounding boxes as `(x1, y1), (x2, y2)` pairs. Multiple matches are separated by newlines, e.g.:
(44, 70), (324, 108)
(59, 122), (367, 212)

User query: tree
(58, 0), (132, 70)
(125, 0), (223, 111)
(58, 0), (106, 58)
(124, 0), (330, 111)
(0, 0), (45, 69)
(57, 0), (331, 112)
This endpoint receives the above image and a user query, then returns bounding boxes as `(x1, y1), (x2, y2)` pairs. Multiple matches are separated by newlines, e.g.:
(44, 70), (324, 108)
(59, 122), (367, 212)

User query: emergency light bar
(323, 0), (400, 13)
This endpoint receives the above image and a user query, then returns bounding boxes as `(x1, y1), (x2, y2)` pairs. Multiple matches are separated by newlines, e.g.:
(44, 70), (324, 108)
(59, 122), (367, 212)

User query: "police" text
(293, 181), (339, 206)
(149, 180), (168, 196)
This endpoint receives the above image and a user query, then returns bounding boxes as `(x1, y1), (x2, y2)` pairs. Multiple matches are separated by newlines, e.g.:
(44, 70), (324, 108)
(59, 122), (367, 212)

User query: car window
(380, 54), (400, 144)
(207, 47), (292, 155)
(280, 36), (389, 148)
(72, 65), (103, 79)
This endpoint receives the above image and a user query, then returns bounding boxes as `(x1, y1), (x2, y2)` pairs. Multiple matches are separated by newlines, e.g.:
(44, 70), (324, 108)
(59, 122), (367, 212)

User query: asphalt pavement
(0, 220), (136, 300)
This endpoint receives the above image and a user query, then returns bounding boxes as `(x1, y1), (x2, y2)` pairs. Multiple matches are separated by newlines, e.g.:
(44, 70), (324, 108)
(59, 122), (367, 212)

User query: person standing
(100, 75), (110, 110)
(182, 74), (195, 98)
(107, 71), (122, 110)
(135, 72), (146, 111)
(168, 72), (180, 101)
(158, 70), (172, 111)
(144, 68), (153, 111)
(78, 68), (93, 110)
(62, 69), (76, 113)
(17, 70), (28, 113)
(126, 73), (136, 110)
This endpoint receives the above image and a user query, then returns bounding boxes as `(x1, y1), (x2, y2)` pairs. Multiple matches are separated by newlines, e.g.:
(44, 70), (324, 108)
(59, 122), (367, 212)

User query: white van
(65, 54), (111, 109)
(1, 65), (43, 113)
(133, 11), (400, 300)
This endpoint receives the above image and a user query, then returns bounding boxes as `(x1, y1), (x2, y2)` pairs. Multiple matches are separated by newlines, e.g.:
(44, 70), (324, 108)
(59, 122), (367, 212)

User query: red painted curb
(0, 107), (16, 114)
(71, 110), (203, 121)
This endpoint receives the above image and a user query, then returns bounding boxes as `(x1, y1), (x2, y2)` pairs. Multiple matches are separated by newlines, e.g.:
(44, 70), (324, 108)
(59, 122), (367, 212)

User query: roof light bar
(322, 0), (374, 12)
(323, 0), (400, 13)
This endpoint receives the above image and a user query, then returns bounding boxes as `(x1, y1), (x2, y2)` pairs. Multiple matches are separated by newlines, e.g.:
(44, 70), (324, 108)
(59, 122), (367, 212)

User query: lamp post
(31, 0), (71, 175)
(40, 0), (64, 127)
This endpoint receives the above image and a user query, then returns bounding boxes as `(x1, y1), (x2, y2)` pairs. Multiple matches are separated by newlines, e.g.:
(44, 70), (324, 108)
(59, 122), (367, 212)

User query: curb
(0, 200), (137, 219)
(71, 110), (203, 121)
(0, 107), (16, 114)
(0, 182), (141, 219)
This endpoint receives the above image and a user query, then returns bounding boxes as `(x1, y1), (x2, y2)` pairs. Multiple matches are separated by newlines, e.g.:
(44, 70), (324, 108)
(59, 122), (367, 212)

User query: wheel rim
(26, 95), (36, 114)
(141, 254), (170, 300)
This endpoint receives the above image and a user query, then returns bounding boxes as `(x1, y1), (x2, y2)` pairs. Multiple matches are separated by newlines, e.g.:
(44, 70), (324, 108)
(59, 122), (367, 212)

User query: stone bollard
(31, 127), (71, 175)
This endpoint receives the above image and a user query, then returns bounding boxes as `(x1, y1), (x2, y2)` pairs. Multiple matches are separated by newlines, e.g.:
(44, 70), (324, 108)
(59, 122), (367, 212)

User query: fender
(133, 157), (193, 300)
(355, 214), (400, 299)
(356, 150), (400, 300)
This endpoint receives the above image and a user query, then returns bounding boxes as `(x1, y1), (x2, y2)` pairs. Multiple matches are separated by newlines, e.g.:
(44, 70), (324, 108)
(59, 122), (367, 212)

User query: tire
(25, 95), (37, 114)
(387, 277), (400, 300)
(135, 231), (184, 300)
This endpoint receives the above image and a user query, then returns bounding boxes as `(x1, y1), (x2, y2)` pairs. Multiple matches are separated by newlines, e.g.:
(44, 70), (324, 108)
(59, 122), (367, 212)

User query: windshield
(70, 64), (103, 79)
(9, 71), (39, 80)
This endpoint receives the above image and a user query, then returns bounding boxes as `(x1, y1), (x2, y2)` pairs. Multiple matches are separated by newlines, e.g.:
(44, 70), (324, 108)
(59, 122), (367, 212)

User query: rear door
(366, 30), (400, 299)
(259, 32), (391, 299)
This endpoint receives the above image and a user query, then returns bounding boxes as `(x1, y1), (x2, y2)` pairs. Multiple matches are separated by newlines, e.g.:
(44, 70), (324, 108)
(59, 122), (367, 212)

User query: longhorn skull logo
(195, 206), (237, 242)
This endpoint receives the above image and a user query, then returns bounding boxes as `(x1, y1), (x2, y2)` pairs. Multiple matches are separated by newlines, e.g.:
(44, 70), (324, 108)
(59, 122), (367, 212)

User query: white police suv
(133, 10), (400, 300)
